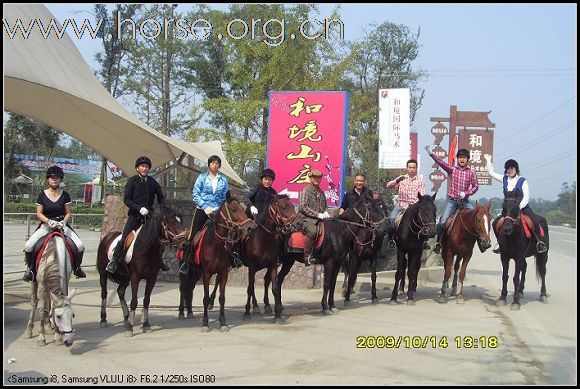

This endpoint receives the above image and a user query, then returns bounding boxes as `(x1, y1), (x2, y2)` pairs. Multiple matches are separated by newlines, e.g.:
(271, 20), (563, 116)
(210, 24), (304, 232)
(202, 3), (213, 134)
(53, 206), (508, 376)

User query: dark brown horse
(97, 206), (185, 336)
(179, 193), (254, 332)
(240, 194), (299, 324)
(438, 201), (492, 303)
(493, 191), (549, 309)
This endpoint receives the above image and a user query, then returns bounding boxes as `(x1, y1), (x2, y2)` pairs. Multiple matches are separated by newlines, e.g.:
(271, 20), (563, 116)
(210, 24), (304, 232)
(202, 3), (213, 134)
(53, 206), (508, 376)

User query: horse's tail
(535, 252), (548, 283)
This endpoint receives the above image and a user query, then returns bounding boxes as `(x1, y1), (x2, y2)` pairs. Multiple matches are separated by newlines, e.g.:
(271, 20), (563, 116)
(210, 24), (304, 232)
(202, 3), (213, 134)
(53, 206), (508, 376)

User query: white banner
(378, 88), (410, 169)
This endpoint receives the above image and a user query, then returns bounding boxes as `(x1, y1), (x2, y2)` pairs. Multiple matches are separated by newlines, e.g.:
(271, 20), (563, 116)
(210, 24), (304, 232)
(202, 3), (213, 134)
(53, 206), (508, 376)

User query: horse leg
(99, 271), (109, 327)
(25, 281), (39, 338)
(390, 249), (405, 304)
(188, 270), (201, 319)
(511, 258), (523, 309)
(270, 265), (283, 324)
(178, 273), (186, 320)
(518, 259), (527, 299)
(329, 259), (343, 312)
(341, 256), (350, 299)
(321, 259), (334, 315)
(263, 270), (272, 315)
(251, 271), (260, 315)
(276, 258), (293, 311)
(218, 271), (229, 332)
(456, 255), (472, 304)
(36, 285), (47, 346)
(439, 248), (452, 303)
(141, 277), (157, 333)
(497, 254), (509, 306)
(344, 254), (360, 306)
(117, 282), (132, 336)
(536, 252), (549, 302)
(406, 254), (419, 305)
(208, 274), (219, 311)
(244, 266), (256, 320)
(451, 256), (461, 296)
(370, 255), (378, 304)
(201, 272), (211, 332)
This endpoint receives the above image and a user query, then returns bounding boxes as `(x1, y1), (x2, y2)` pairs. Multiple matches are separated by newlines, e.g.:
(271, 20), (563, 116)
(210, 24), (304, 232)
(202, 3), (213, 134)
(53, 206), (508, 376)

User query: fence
(3, 213), (104, 281)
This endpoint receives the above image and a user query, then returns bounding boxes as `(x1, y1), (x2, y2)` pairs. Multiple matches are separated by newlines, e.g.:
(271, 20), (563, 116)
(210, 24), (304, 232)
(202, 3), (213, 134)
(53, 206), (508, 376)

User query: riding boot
(433, 224), (444, 254)
(303, 236), (315, 266)
(160, 260), (170, 271)
(106, 241), (124, 274)
(387, 225), (397, 249)
(22, 251), (36, 282)
(74, 251), (86, 278)
(492, 243), (501, 254)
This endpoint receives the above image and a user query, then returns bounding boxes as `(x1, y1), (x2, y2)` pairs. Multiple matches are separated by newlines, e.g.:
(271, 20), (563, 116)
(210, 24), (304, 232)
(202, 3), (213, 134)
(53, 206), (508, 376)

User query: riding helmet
(135, 156), (152, 168)
(456, 148), (470, 159)
(260, 168), (275, 180)
(504, 159), (520, 174)
(46, 165), (64, 179)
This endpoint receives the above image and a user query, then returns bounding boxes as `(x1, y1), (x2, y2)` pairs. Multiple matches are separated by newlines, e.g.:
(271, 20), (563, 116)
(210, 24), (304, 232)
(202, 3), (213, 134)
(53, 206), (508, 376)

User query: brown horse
(180, 192), (254, 332)
(97, 206), (185, 336)
(438, 201), (492, 303)
(240, 194), (299, 324)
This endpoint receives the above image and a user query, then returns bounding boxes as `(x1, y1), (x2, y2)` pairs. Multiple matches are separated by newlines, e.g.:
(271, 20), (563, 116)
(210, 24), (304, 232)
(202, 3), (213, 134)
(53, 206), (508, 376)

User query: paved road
(3, 226), (576, 385)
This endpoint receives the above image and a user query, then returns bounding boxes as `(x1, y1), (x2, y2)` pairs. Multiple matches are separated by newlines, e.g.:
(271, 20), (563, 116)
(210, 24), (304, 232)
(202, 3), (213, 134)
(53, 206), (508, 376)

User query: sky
(37, 4), (579, 200)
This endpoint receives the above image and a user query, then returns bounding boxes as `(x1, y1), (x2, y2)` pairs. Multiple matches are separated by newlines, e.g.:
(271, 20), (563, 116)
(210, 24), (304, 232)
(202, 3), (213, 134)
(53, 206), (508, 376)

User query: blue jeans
(389, 205), (405, 225)
(438, 198), (474, 229)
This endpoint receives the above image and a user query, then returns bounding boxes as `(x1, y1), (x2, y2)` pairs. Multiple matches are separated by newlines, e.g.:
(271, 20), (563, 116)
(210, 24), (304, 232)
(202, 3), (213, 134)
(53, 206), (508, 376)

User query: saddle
(495, 214), (534, 239)
(444, 210), (464, 235)
(394, 209), (406, 230)
(287, 222), (325, 253)
(32, 231), (76, 270)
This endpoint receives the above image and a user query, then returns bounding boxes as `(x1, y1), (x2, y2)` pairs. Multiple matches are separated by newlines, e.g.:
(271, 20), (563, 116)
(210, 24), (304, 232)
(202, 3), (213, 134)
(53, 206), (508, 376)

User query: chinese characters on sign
(379, 88), (410, 169)
(458, 129), (494, 185)
(267, 91), (349, 207)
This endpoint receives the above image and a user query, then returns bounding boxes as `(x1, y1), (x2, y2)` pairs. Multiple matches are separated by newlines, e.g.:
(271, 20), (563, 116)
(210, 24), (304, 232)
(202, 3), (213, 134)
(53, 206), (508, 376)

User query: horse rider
(179, 155), (231, 274)
(425, 146), (479, 254)
(338, 172), (375, 216)
(243, 168), (277, 219)
(385, 159), (427, 249)
(484, 154), (548, 254)
(23, 165), (86, 282)
(299, 169), (329, 267)
(106, 156), (169, 274)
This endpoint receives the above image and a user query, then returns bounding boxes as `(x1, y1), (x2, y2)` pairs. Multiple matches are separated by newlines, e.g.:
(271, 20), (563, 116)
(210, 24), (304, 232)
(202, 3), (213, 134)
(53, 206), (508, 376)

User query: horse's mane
(255, 194), (291, 225)
(135, 206), (178, 253)
(38, 244), (65, 297)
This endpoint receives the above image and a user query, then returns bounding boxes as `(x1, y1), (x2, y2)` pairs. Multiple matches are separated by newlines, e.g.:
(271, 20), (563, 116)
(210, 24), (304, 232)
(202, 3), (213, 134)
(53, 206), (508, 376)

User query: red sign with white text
(266, 91), (349, 207)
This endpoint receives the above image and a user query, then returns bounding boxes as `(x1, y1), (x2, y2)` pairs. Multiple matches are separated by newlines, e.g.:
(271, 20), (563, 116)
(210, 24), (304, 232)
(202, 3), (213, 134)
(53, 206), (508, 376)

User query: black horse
(389, 192), (438, 305)
(97, 206), (185, 335)
(343, 197), (389, 305)
(493, 191), (549, 308)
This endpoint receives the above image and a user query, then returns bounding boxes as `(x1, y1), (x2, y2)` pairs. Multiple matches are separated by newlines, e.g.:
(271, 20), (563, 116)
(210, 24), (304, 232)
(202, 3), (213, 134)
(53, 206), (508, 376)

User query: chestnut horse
(97, 206), (185, 336)
(438, 201), (492, 303)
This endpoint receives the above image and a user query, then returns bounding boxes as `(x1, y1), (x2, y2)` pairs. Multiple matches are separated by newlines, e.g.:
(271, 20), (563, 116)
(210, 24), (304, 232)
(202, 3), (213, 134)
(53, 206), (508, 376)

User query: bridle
(409, 205), (436, 239)
(338, 203), (388, 248)
(255, 200), (299, 237)
(50, 299), (74, 336)
(458, 209), (490, 241)
(214, 201), (254, 249)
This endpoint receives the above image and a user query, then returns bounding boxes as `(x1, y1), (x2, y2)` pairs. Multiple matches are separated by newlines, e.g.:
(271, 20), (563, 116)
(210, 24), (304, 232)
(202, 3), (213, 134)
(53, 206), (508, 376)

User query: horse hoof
(243, 313), (251, 321)
(187, 312), (194, 319)
(496, 299), (507, 306)
(330, 307), (339, 313)
(406, 299), (416, 306)
(125, 330), (134, 337)
(201, 326), (210, 333)
(388, 299), (398, 305)
(178, 314), (185, 321)
(142, 325), (152, 333)
(263, 305), (273, 315)
(539, 296), (548, 303)
(24, 332), (33, 339)
(37, 339), (47, 347)
(207, 303), (214, 311)
(275, 318), (283, 325)
(99, 321), (108, 328)
(518, 292), (524, 298)
(252, 307), (261, 315)
(438, 296), (447, 304)
(510, 303), (521, 311)
(456, 297), (465, 304)
(371, 298), (379, 305)
(220, 325), (229, 332)
(322, 309), (333, 316)
(344, 300), (350, 306)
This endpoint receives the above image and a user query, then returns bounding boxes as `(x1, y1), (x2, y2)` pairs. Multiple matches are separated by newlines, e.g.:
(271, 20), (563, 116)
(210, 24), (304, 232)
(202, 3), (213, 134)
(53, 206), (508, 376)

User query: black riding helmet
(260, 168), (275, 180)
(504, 159), (520, 175)
(135, 156), (152, 168)
(456, 148), (470, 159)
(46, 165), (64, 179)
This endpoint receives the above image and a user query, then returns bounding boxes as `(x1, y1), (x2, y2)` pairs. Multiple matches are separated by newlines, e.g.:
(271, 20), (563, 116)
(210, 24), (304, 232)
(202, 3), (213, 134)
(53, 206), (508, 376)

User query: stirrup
(105, 260), (117, 274)
(75, 267), (86, 278)
(22, 269), (35, 282)
(492, 243), (501, 254)
(160, 262), (170, 272)
(536, 242), (548, 254)
(433, 243), (442, 254)
(179, 261), (190, 275)
(387, 240), (397, 249)
(231, 252), (243, 268)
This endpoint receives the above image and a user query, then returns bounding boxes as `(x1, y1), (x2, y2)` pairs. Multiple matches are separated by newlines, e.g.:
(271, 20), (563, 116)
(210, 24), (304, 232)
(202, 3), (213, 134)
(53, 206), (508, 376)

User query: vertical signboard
(267, 91), (349, 207)
(378, 88), (410, 169)
(457, 129), (494, 185)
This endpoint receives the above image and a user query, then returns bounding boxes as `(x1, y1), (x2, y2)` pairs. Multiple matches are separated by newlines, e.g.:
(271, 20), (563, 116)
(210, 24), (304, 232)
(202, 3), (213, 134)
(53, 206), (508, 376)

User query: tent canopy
(3, 4), (246, 188)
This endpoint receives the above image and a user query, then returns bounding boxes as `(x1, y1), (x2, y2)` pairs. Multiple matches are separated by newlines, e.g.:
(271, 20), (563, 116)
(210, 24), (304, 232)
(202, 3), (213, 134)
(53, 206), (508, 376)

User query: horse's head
(50, 289), (76, 347)
(269, 194), (300, 235)
(159, 206), (186, 244)
(219, 192), (255, 236)
(502, 191), (521, 236)
(474, 200), (493, 252)
(414, 192), (438, 237)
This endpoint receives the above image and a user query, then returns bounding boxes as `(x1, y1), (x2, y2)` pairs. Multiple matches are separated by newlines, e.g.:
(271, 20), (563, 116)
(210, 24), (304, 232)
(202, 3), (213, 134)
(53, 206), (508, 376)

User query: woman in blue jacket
(179, 155), (229, 274)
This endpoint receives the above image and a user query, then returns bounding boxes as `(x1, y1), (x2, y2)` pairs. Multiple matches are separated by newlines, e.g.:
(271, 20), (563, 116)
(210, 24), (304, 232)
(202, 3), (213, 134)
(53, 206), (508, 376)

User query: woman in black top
(22, 165), (85, 281)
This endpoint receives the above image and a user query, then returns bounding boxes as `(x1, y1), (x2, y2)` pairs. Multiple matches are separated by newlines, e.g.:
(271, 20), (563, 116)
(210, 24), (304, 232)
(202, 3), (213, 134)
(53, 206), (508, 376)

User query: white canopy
(3, 4), (246, 187)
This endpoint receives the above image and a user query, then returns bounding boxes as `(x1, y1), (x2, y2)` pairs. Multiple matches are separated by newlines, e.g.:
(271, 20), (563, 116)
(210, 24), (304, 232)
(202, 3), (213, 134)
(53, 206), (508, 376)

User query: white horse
(24, 229), (76, 347)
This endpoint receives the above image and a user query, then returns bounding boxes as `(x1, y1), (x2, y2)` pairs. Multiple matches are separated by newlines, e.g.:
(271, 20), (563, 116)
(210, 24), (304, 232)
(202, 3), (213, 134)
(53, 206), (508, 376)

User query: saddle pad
(394, 209), (406, 230)
(496, 215), (533, 240)
(107, 226), (142, 264)
(193, 226), (208, 266)
(35, 231), (74, 269)
(287, 223), (324, 251)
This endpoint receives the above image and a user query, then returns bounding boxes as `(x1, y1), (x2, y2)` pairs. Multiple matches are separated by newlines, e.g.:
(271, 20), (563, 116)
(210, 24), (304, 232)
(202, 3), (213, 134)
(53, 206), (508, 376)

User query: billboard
(378, 88), (410, 169)
(266, 91), (349, 207)
(13, 154), (118, 180)
(457, 129), (494, 185)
